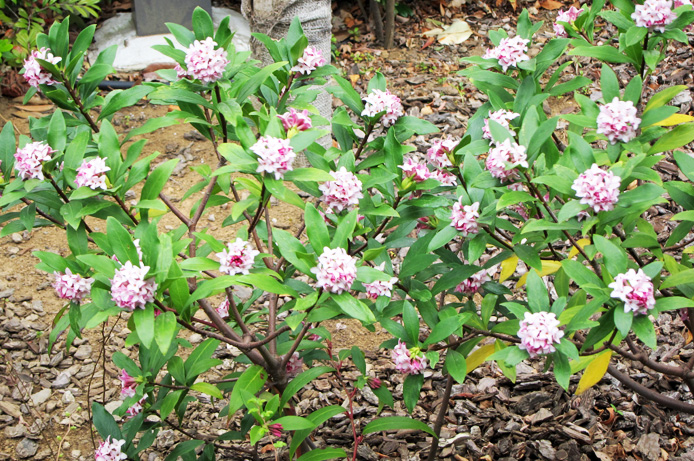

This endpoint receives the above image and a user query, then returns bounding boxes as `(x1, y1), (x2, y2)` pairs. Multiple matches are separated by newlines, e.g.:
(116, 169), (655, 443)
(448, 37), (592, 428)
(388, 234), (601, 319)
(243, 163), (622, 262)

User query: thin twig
(426, 374), (454, 461)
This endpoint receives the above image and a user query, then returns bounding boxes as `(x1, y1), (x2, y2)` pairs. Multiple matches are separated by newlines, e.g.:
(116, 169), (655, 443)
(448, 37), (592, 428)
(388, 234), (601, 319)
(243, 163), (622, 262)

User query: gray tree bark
(242, 0), (333, 157)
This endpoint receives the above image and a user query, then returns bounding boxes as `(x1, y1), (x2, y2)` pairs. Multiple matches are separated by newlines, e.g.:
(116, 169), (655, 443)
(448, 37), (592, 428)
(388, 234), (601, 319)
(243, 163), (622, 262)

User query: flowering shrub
(3, 4), (694, 461)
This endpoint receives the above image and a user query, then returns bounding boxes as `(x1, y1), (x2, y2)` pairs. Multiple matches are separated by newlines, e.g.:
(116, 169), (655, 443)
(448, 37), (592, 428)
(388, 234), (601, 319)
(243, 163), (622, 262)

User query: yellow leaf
(499, 255), (519, 283)
(515, 260), (562, 288)
(653, 113), (694, 126)
(568, 238), (591, 259)
(465, 344), (496, 374)
(575, 350), (612, 395)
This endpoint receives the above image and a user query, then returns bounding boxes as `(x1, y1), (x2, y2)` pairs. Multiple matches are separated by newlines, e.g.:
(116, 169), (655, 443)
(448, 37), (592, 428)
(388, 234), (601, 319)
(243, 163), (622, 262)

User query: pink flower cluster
(364, 271), (398, 300)
(517, 311), (564, 357)
(485, 139), (528, 181)
(95, 436), (127, 461)
(483, 36), (530, 72)
(571, 163), (621, 212)
(482, 109), (520, 142)
(217, 298), (230, 318)
(53, 268), (94, 302)
(291, 46), (326, 75)
(450, 200), (480, 236)
(14, 141), (55, 180)
(391, 340), (427, 375)
(278, 108), (312, 132)
(119, 369), (138, 398)
(431, 169), (458, 186)
(455, 267), (496, 295)
(75, 157), (110, 190)
(110, 261), (158, 310)
(23, 47), (61, 88)
(632, 0), (677, 32)
(609, 269), (656, 315)
(216, 238), (260, 275)
(426, 137), (457, 168)
(319, 167), (364, 213)
(361, 89), (404, 127)
(311, 247), (357, 294)
(675, 0), (692, 7)
(184, 37), (229, 83)
(597, 98), (641, 144)
(554, 7), (585, 37)
(286, 352), (304, 377)
(400, 157), (431, 183)
(126, 394), (147, 418)
(251, 136), (296, 179)
(268, 423), (283, 437)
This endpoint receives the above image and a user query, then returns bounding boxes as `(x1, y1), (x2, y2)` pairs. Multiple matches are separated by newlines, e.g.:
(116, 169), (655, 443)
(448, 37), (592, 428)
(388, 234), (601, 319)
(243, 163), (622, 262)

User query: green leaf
(92, 402), (123, 441)
(497, 191), (536, 210)
(279, 366), (334, 410)
(362, 416), (436, 437)
(132, 305), (155, 349)
(164, 440), (204, 461)
(613, 305), (633, 336)
(445, 349), (468, 384)
(284, 167), (334, 182)
(631, 315), (656, 349)
(403, 373), (423, 413)
(192, 6), (214, 40)
(228, 365), (267, 415)
(593, 235), (628, 275)
(648, 123), (694, 154)
(190, 382), (223, 399)
(351, 346), (366, 374)
(570, 46), (635, 64)
(423, 314), (467, 346)
(290, 406), (346, 459)
(47, 109), (67, 152)
(331, 209), (358, 249)
(141, 159), (179, 201)
(154, 311), (177, 355)
(236, 62), (287, 102)
(645, 85), (688, 112)
(600, 63), (620, 101)
(304, 203), (329, 253)
(660, 269), (694, 289)
(332, 292), (376, 324)
(107, 216), (139, 265)
(526, 270), (549, 312)
(273, 416), (316, 431)
(296, 448), (348, 461)
(655, 296), (694, 312)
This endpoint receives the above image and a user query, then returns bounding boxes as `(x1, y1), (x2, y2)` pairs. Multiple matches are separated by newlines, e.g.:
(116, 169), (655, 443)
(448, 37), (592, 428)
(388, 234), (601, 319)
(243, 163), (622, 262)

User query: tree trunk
(242, 0), (333, 158)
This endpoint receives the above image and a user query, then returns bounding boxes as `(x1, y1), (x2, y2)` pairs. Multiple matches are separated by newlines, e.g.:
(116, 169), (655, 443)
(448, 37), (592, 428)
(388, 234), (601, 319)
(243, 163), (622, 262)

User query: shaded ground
(2, 1), (694, 460)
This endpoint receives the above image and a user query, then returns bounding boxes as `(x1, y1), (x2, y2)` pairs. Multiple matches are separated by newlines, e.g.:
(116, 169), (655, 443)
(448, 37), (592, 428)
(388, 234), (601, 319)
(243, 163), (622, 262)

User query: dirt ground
(2, 1), (694, 460)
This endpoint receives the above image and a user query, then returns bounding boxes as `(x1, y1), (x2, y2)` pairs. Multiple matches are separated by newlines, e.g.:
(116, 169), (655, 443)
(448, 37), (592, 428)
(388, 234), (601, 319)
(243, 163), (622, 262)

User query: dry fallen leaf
(421, 20), (472, 45)
(449, 0), (465, 7)
(349, 74), (360, 86)
(13, 104), (53, 112)
(539, 0), (564, 9)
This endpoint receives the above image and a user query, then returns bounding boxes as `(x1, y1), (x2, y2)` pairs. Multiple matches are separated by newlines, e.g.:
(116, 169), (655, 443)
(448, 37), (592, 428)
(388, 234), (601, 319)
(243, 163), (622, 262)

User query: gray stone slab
(133, 0), (211, 36)
(88, 7), (250, 72)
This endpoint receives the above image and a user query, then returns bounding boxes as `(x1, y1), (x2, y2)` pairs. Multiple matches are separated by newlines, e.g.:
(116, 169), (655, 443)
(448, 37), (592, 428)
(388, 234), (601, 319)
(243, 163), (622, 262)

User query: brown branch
(426, 374), (454, 461)
(63, 77), (100, 133)
(608, 340), (694, 380)
(607, 364), (694, 414)
(160, 193), (191, 226)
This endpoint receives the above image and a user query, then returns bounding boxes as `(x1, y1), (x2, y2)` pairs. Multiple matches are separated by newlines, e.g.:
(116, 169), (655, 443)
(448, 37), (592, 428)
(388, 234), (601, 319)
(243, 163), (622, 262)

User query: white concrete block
(88, 7), (250, 72)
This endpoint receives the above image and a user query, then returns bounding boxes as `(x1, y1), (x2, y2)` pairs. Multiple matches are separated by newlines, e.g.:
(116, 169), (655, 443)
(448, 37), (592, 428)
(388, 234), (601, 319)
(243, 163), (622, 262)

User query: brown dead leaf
(421, 36), (437, 49)
(539, 0), (564, 9)
(12, 104), (53, 112)
(509, 0), (518, 9)
(11, 110), (39, 119)
(349, 74), (360, 86)
(686, 329), (693, 344)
